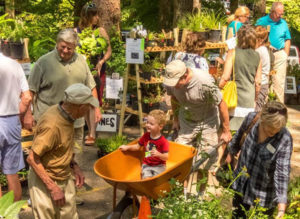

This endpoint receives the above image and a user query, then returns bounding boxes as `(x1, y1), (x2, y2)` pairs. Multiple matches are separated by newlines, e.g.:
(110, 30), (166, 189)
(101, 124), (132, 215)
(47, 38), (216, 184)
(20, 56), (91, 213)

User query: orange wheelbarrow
(94, 139), (223, 218)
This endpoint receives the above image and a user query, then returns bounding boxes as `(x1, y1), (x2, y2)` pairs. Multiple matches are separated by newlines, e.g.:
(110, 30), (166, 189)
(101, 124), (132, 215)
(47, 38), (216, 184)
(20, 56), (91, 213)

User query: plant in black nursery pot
(96, 135), (128, 158)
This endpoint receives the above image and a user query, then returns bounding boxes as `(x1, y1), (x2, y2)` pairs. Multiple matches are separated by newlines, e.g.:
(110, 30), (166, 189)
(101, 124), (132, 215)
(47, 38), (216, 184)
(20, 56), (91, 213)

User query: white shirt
(0, 53), (29, 116)
(255, 46), (270, 85)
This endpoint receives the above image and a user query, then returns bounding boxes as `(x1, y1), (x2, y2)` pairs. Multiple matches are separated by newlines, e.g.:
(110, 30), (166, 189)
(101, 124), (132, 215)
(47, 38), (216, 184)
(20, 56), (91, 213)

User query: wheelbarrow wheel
(108, 194), (140, 219)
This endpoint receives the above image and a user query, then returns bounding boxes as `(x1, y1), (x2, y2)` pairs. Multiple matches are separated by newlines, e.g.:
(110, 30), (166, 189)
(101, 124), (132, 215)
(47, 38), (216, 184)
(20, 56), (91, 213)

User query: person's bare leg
(6, 174), (22, 201)
(88, 107), (96, 139)
(84, 113), (91, 139)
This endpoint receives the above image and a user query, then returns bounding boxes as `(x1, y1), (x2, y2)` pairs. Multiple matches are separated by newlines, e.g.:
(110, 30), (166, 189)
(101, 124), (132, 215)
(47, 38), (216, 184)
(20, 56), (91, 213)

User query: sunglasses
(267, 107), (287, 115)
(85, 2), (96, 15)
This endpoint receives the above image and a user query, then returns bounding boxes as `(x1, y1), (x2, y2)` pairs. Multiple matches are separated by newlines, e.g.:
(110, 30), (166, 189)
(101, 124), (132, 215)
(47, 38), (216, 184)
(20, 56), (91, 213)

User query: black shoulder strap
(239, 113), (261, 147)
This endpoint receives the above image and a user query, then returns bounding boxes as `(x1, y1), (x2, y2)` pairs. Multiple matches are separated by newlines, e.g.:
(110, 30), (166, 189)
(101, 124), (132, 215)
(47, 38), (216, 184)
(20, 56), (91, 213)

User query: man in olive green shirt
(27, 83), (99, 219)
(26, 28), (101, 146)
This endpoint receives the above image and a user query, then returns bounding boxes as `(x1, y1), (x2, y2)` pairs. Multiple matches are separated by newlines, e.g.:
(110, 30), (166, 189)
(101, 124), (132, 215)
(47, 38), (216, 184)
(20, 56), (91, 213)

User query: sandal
(85, 136), (95, 146)
(85, 135), (90, 140)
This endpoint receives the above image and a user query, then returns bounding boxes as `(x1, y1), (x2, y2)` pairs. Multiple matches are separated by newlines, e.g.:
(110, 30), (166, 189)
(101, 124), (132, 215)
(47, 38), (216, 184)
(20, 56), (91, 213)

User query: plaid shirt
(228, 112), (293, 208)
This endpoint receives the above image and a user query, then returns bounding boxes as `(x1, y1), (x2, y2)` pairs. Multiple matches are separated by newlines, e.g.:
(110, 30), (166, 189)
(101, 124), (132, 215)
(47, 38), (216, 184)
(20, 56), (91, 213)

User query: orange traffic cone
(138, 196), (152, 219)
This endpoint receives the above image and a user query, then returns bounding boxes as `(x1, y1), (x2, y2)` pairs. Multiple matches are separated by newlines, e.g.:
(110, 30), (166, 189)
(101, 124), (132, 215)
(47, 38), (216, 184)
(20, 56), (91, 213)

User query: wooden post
(118, 64), (130, 136)
(135, 64), (144, 135)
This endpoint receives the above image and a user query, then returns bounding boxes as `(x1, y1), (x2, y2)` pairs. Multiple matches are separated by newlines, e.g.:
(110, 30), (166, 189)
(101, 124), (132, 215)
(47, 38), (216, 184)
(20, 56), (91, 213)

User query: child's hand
(119, 145), (128, 152)
(150, 149), (160, 157)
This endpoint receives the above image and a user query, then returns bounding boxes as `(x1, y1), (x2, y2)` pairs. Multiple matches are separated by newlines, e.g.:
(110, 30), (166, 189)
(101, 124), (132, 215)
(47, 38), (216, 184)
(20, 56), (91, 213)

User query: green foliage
(76, 27), (108, 74)
(0, 169), (29, 187)
(107, 27), (127, 76)
(0, 191), (27, 219)
(131, 0), (160, 31)
(96, 135), (128, 153)
(284, 177), (300, 218)
(178, 10), (226, 31)
(121, 6), (140, 30)
(287, 64), (300, 85)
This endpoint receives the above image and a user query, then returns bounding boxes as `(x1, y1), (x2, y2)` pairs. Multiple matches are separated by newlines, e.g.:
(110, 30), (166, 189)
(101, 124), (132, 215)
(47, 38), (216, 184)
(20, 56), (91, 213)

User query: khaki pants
(28, 169), (78, 219)
(176, 126), (219, 194)
(73, 126), (84, 154)
(272, 50), (288, 103)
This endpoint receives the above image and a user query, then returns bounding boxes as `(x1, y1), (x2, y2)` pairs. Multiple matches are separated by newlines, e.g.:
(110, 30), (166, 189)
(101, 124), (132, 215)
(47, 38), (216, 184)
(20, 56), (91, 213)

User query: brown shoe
(85, 136), (95, 146)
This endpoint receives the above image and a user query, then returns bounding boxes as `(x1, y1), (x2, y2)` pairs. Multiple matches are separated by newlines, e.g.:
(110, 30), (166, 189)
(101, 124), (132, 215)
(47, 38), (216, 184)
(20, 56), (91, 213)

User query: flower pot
(140, 71), (152, 81)
(166, 39), (174, 47)
(208, 29), (222, 43)
(142, 103), (150, 113)
(1, 40), (11, 57)
(149, 102), (160, 111)
(158, 40), (165, 47)
(194, 31), (209, 41)
(10, 42), (24, 60)
(145, 40), (158, 48)
(97, 149), (108, 158)
(209, 66), (218, 75)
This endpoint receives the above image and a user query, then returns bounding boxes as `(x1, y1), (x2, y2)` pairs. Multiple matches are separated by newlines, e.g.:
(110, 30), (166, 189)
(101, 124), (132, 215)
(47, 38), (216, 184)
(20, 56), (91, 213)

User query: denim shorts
(0, 115), (25, 174)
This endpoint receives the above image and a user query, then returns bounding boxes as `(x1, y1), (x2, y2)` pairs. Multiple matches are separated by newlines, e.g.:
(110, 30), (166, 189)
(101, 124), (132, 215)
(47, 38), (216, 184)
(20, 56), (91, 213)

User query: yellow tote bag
(221, 50), (237, 109)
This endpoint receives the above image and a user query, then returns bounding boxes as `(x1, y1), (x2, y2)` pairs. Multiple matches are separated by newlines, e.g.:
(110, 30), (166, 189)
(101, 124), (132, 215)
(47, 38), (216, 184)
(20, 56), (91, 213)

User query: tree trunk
(95, 0), (121, 32)
(193, 0), (201, 14)
(253, 0), (266, 20)
(173, 0), (193, 28)
(230, 0), (238, 15)
(159, 0), (174, 31)
(5, 0), (15, 18)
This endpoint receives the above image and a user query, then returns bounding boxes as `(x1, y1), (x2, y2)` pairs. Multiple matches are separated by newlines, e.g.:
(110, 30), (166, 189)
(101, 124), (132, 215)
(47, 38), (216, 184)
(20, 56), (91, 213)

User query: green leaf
(0, 191), (14, 215)
(4, 200), (27, 219)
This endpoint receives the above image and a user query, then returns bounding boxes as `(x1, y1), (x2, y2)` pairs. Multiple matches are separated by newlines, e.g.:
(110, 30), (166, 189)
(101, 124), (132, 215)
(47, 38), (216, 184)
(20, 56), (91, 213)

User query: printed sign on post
(285, 76), (297, 94)
(106, 77), (123, 99)
(126, 38), (144, 64)
(96, 114), (117, 132)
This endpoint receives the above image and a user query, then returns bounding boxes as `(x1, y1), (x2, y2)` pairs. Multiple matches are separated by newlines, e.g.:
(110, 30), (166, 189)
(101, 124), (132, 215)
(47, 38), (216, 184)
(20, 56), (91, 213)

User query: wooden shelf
(116, 104), (147, 117)
(128, 75), (163, 84)
(144, 42), (227, 52)
(21, 129), (34, 137)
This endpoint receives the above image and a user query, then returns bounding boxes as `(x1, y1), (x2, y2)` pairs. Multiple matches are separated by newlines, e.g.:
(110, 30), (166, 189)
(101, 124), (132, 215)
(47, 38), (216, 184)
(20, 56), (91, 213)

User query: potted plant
(8, 20), (26, 59)
(145, 32), (157, 48)
(141, 61), (153, 81)
(96, 135), (128, 158)
(156, 33), (165, 47)
(177, 12), (209, 40)
(76, 27), (108, 75)
(202, 10), (227, 43)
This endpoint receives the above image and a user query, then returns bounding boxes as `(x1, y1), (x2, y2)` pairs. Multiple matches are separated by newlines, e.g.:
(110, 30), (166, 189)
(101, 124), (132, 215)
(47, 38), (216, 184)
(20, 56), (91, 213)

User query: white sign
(21, 62), (31, 76)
(126, 38), (144, 64)
(96, 114), (117, 132)
(285, 76), (297, 94)
(106, 77), (123, 99)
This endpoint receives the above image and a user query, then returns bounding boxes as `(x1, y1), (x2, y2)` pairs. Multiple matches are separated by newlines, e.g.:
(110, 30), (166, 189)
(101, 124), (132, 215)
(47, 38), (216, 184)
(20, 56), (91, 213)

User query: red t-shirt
(138, 132), (169, 166)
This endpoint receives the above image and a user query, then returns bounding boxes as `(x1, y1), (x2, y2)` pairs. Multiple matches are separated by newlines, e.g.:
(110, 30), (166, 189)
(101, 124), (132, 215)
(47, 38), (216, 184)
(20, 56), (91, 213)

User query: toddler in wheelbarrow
(119, 109), (169, 180)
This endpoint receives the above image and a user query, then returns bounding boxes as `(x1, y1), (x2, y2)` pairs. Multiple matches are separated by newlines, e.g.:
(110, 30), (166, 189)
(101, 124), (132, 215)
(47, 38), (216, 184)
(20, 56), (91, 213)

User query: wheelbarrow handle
(190, 140), (225, 173)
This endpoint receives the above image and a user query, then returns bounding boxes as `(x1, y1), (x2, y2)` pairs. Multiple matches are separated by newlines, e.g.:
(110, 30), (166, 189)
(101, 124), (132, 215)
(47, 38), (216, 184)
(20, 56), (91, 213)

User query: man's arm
(22, 90), (35, 130)
(27, 150), (66, 206)
(19, 90), (32, 115)
(171, 95), (180, 131)
(218, 99), (232, 144)
(92, 87), (102, 123)
(284, 39), (291, 56)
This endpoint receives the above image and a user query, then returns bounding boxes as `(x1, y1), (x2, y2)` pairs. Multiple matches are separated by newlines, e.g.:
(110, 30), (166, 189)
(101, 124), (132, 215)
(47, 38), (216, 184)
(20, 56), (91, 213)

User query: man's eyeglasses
(267, 107), (287, 115)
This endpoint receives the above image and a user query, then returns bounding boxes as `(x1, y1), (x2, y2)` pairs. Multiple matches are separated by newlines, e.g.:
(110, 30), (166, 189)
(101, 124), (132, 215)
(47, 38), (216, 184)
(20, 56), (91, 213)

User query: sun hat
(64, 83), (99, 107)
(163, 60), (187, 87)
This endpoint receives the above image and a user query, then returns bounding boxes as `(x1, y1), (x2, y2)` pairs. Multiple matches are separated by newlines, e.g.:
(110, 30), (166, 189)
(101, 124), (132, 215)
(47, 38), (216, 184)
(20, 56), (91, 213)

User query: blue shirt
(256, 15), (291, 50)
(226, 21), (243, 39)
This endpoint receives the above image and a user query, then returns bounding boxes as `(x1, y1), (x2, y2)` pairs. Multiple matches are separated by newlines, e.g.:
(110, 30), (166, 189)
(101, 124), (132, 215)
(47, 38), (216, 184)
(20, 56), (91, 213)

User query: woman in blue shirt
(226, 6), (250, 39)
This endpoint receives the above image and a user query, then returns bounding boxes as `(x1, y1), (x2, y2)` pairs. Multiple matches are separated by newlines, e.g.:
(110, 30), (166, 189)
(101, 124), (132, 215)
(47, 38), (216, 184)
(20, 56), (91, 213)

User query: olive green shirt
(32, 104), (74, 181)
(28, 49), (96, 127)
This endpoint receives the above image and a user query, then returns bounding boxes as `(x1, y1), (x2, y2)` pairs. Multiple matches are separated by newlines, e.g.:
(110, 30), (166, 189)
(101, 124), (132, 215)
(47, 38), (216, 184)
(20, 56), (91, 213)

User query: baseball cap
(64, 83), (99, 107)
(163, 60), (187, 87)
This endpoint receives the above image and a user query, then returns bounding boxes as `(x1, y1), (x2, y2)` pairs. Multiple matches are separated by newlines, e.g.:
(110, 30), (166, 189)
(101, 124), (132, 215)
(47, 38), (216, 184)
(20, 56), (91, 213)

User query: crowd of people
(0, 1), (294, 219)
